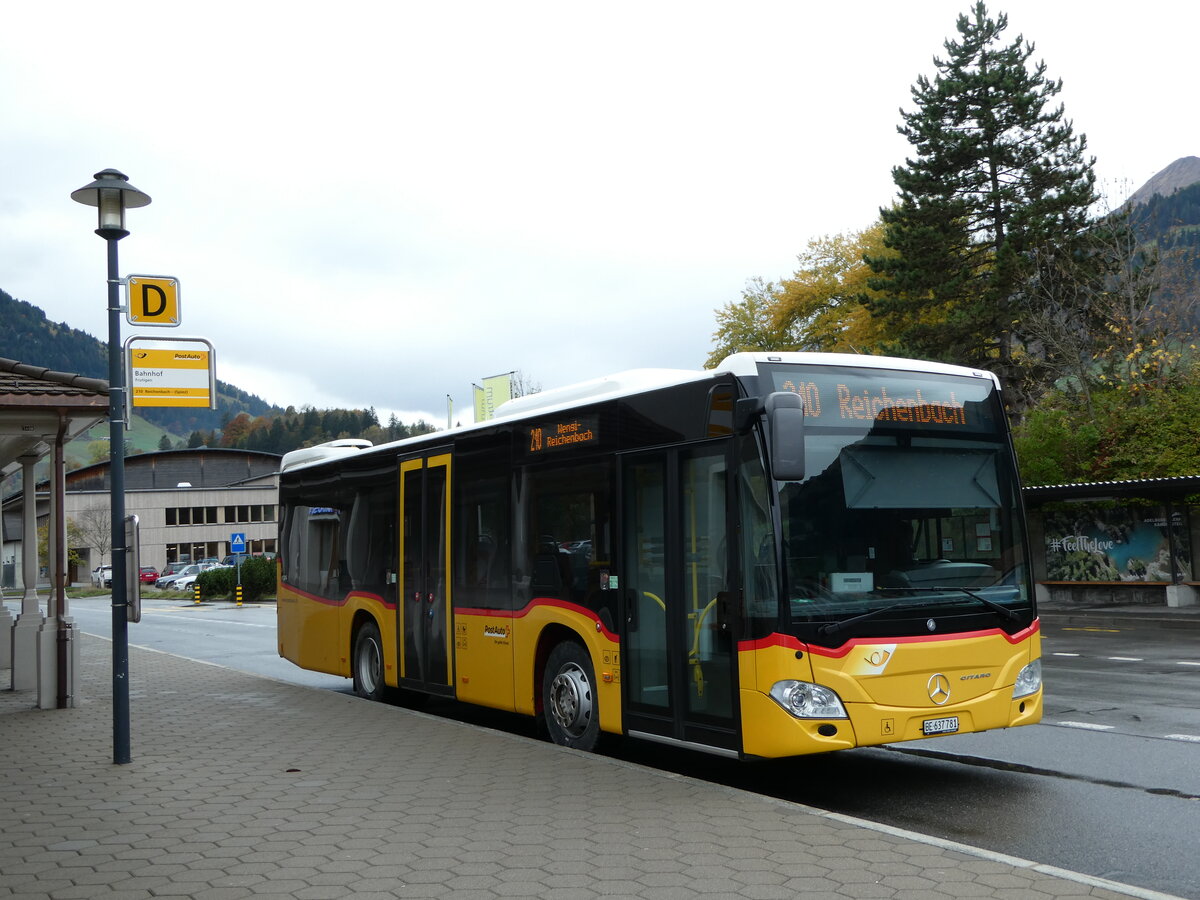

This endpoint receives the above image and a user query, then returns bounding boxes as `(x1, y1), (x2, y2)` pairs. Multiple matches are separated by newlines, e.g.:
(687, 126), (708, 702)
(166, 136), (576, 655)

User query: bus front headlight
(1012, 659), (1042, 699)
(769, 681), (847, 719)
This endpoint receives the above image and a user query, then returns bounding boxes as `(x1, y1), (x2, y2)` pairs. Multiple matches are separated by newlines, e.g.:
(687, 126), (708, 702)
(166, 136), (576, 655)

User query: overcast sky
(1, 1), (1195, 428)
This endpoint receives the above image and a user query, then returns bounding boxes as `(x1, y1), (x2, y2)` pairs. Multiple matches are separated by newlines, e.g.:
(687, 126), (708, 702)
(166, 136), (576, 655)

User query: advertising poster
(1043, 504), (1191, 582)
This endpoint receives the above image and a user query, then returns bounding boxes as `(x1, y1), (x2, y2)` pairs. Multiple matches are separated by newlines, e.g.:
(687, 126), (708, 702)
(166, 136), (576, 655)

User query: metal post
(107, 235), (131, 765)
(73, 168), (150, 765)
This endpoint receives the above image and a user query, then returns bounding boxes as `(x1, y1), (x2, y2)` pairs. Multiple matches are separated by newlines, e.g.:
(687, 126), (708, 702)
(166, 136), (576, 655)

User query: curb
(1040, 608), (1200, 633)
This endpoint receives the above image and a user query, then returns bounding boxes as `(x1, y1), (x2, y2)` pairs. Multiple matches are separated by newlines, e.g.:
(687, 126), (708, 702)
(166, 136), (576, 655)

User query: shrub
(197, 566), (235, 597)
(238, 556), (276, 601)
(193, 558), (275, 601)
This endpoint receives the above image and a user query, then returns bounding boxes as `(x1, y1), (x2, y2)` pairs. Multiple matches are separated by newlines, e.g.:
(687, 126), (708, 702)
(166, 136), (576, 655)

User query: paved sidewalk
(0, 640), (1182, 900)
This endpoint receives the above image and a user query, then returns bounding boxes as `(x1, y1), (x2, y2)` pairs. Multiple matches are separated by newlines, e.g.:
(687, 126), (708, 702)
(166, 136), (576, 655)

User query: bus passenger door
(398, 453), (454, 696)
(621, 445), (738, 753)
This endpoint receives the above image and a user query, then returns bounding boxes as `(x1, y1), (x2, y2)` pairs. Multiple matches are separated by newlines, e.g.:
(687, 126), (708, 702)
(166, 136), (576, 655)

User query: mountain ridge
(1127, 156), (1200, 206)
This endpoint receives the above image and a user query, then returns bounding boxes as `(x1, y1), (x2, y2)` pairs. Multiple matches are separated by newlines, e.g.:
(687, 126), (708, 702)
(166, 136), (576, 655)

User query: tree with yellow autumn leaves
(706, 222), (898, 367)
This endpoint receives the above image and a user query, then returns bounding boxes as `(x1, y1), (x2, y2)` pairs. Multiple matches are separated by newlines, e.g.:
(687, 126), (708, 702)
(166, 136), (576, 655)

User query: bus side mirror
(765, 391), (805, 481)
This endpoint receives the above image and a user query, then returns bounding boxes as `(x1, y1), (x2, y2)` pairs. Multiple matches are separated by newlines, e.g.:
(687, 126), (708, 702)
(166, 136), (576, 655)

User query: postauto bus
(276, 352), (1041, 758)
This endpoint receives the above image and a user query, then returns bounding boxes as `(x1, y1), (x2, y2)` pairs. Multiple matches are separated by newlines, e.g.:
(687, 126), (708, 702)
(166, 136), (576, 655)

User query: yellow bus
(277, 352), (1042, 758)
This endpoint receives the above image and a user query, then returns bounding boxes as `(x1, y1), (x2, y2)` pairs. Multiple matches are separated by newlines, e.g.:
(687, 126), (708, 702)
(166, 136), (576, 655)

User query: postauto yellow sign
(127, 341), (215, 408)
(125, 275), (181, 327)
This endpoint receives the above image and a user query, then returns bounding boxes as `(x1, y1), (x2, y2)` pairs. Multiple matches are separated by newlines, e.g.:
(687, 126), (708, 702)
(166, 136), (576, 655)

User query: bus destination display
(528, 415), (599, 455)
(762, 365), (998, 432)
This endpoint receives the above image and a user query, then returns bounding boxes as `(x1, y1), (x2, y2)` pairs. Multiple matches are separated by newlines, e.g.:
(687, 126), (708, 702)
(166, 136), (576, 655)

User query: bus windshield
(758, 363), (1031, 637)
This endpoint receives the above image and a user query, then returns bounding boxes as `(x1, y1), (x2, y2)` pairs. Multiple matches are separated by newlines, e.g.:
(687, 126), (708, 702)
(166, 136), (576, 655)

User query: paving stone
(0, 638), (1166, 900)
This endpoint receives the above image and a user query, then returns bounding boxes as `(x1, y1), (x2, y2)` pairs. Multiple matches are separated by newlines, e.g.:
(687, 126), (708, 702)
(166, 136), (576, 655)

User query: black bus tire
(542, 641), (600, 751)
(352, 620), (387, 701)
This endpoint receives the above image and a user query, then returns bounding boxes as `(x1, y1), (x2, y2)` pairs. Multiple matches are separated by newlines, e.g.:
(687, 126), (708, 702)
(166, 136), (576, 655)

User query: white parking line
(1106, 656), (1143, 662)
(1165, 734), (1200, 743)
(1056, 721), (1115, 731)
(1178, 661), (1200, 667)
(1052, 652), (1080, 657)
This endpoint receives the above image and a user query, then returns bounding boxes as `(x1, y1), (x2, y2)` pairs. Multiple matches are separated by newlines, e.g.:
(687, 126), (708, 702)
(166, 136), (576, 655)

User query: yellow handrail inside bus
(643, 591), (666, 611)
(639, 590), (718, 698)
(689, 596), (719, 697)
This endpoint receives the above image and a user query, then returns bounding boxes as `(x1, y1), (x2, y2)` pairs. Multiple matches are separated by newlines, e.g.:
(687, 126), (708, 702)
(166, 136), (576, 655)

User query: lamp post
(71, 169), (151, 765)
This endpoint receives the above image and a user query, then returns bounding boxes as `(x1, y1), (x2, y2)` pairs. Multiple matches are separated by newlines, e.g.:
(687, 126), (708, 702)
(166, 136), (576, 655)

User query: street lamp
(71, 168), (151, 765)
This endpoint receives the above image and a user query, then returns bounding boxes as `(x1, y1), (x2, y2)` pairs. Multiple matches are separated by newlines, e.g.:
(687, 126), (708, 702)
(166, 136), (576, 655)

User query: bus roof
(712, 351), (1000, 385)
(279, 352), (1001, 473)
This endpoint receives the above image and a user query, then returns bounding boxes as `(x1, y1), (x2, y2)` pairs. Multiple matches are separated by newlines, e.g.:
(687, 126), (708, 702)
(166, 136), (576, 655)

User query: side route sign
(125, 337), (217, 409)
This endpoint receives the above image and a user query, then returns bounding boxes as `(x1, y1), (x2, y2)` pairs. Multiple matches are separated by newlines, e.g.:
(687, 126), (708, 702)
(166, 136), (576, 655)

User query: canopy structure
(1023, 475), (1200, 610)
(1, 357), (108, 707)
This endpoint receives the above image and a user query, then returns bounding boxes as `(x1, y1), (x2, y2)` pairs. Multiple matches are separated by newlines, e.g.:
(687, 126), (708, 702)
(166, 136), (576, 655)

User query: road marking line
(1052, 652), (1081, 657)
(1107, 656), (1143, 662)
(1056, 721), (1115, 731)
(144, 613), (273, 628)
(1178, 661), (1200, 667)
(1166, 734), (1200, 743)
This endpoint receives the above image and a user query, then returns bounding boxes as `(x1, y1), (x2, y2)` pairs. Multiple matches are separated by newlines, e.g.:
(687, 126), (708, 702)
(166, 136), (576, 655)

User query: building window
(224, 504), (276, 524)
(165, 541), (221, 564)
(167, 505), (275, 527)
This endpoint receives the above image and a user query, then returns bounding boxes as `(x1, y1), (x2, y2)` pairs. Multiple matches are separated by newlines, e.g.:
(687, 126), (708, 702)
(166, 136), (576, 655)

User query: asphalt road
(14, 595), (1200, 899)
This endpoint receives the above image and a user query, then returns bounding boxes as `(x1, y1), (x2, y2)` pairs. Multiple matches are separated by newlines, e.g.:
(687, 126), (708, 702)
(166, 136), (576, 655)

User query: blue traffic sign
(230, 532), (246, 553)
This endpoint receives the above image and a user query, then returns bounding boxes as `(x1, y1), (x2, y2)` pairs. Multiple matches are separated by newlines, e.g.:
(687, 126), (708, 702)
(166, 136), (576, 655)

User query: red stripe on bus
(738, 619), (1040, 656)
(278, 585), (396, 610)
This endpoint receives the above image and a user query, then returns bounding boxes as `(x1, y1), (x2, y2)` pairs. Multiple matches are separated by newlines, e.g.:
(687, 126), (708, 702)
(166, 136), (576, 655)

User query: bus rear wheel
(353, 620), (386, 701)
(542, 641), (600, 751)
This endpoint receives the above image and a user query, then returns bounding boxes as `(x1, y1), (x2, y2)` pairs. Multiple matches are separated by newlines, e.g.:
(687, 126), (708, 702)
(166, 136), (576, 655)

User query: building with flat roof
(2, 447), (281, 586)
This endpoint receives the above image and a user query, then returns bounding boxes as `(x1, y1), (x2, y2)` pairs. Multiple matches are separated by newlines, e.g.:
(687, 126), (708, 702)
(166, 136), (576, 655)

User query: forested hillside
(1131, 179), (1200, 262)
(0, 289), (108, 377)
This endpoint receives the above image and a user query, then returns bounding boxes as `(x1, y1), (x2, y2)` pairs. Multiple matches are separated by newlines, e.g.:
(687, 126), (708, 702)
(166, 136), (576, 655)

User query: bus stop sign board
(126, 337), (216, 409)
(125, 275), (181, 327)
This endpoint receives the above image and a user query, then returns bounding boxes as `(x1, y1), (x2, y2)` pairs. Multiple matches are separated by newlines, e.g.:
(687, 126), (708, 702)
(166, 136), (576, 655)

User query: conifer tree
(865, 2), (1097, 405)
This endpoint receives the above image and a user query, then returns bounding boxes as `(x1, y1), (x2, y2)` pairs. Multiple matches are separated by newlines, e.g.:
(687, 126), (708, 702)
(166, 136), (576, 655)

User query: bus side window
(454, 443), (513, 610)
(519, 460), (615, 623)
(343, 485), (395, 598)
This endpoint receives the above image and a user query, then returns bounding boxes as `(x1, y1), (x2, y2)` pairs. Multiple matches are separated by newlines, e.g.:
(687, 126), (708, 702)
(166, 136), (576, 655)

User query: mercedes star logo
(928, 673), (951, 706)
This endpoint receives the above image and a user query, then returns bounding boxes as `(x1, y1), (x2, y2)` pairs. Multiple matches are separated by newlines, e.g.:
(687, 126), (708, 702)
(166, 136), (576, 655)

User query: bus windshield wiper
(878, 586), (1022, 623)
(816, 601), (929, 639)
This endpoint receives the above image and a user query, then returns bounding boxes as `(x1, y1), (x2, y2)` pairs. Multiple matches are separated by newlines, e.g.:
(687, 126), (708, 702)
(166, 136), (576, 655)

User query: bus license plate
(923, 716), (959, 735)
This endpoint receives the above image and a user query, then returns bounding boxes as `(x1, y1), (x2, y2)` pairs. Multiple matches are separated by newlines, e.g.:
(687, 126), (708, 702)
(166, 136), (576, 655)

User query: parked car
(91, 565), (112, 588)
(138, 566), (158, 584)
(155, 562), (215, 590)
(175, 571), (206, 591)
(158, 561), (188, 580)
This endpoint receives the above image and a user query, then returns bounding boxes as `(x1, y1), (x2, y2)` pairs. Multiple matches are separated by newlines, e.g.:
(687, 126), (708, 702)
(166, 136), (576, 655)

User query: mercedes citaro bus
(277, 352), (1041, 758)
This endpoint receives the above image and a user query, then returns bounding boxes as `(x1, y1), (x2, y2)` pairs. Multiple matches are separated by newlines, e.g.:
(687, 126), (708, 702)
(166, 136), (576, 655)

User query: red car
(138, 566), (158, 584)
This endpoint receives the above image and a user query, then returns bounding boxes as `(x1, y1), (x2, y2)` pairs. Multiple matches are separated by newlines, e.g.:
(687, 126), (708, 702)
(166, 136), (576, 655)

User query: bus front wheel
(352, 620), (386, 701)
(542, 641), (600, 751)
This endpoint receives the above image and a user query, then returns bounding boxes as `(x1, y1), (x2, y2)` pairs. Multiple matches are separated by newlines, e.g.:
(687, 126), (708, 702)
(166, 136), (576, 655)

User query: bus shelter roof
(1023, 475), (1200, 504)
(0, 357), (109, 477)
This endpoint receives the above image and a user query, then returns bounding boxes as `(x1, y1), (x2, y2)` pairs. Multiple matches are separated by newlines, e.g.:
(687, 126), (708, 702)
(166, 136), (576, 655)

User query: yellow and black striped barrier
(235, 585), (243, 607)
(193, 583), (200, 604)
